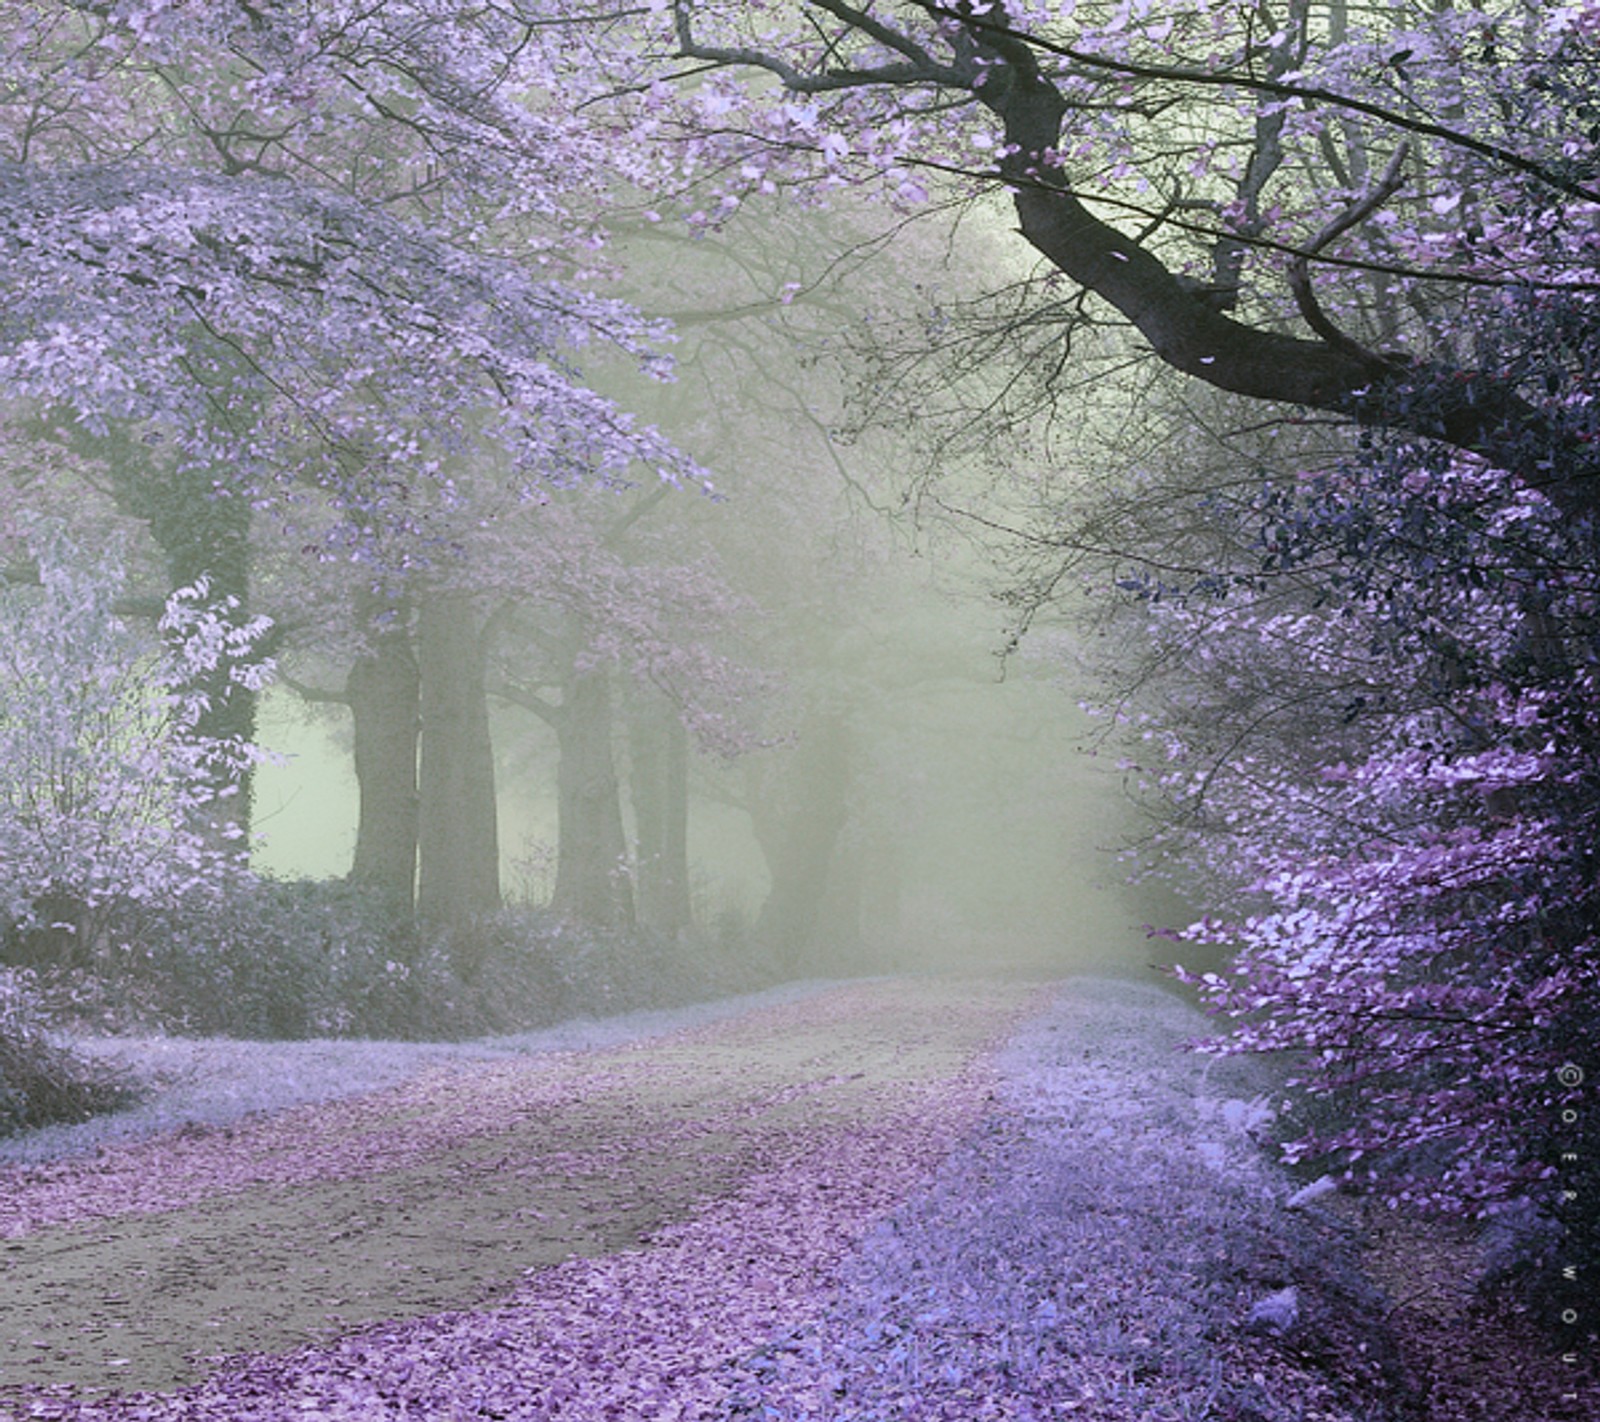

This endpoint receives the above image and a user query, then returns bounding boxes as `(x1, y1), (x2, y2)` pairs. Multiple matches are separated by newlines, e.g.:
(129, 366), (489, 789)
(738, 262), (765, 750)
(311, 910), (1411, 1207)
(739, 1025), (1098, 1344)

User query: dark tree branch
(946, 11), (1600, 513)
(278, 673), (350, 707)
(669, 1), (1600, 512)
(490, 676), (563, 728)
(672, 0), (965, 91)
(1287, 142), (1412, 370)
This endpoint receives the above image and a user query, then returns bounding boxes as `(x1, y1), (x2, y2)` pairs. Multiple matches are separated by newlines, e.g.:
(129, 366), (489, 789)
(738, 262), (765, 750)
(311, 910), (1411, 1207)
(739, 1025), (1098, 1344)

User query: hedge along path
(0, 978), (1040, 1412)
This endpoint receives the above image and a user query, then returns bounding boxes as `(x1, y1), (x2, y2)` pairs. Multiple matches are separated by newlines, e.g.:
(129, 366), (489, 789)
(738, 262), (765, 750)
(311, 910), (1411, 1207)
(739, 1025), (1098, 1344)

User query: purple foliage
(1150, 413), (1600, 1257)
(0, 528), (270, 941)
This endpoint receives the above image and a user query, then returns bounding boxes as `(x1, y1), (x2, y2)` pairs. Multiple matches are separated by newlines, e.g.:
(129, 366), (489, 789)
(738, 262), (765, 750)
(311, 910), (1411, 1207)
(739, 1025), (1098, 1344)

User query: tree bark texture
(551, 667), (635, 929)
(752, 711), (853, 972)
(415, 595), (500, 934)
(629, 699), (693, 937)
(346, 601), (420, 919)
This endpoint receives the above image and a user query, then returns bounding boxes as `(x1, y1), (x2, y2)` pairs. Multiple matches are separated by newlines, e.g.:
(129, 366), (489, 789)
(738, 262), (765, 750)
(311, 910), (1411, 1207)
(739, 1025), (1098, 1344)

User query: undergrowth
(10, 876), (780, 1043)
(0, 974), (137, 1136)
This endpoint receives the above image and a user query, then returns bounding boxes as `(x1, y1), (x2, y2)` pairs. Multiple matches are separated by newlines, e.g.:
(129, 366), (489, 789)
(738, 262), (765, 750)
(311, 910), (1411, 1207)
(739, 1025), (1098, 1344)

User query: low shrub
(74, 877), (429, 1039)
(18, 877), (784, 1043)
(0, 971), (137, 1136)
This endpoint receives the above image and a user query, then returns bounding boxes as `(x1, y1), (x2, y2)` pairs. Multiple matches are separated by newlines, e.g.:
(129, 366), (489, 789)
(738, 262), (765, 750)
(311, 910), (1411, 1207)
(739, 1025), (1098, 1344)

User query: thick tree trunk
(752, 711), (853, 972)
(814, 829), (863, 969)
(551, 667), (635, 928)
(629, 699), (692, 937)
(346, 601), (419, 918)
(415, 596), (500, 936)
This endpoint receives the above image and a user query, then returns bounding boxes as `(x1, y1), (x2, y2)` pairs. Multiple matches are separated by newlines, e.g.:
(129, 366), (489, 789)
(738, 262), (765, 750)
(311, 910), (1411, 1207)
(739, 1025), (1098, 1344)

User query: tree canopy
(0, 0), (699, 539)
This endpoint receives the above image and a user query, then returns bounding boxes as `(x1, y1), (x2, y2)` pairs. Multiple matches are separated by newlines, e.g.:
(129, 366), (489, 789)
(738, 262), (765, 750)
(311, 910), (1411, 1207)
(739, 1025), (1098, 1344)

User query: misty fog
(233, 199), (1190, 991)
(254, 590), (1186, 981)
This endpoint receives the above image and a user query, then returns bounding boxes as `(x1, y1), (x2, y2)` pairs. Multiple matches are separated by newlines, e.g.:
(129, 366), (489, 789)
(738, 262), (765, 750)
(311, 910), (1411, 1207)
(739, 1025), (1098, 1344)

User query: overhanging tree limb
(919, 2), (1600, 203)
(669, 1), (1600, 513)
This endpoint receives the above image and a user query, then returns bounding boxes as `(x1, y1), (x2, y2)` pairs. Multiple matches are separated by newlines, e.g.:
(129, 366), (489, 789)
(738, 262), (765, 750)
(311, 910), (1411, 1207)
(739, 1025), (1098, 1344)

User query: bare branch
(671, 0), (966, 92)
(277, 672), (350, 707)
(1287, 142), (1412, 368)
(489, 676), (563, 728)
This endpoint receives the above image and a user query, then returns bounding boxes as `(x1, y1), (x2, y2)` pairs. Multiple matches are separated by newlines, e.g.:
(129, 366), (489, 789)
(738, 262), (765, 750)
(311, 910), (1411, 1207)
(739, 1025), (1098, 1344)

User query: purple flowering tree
(1131, 425), (1599, 1255)
(0, 3), (710, 931)
(0, 2), (702, 535)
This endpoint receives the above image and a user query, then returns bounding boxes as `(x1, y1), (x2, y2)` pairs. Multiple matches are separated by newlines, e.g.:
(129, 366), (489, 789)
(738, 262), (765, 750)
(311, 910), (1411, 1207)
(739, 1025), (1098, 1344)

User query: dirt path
(0, 978), (1038, 1404)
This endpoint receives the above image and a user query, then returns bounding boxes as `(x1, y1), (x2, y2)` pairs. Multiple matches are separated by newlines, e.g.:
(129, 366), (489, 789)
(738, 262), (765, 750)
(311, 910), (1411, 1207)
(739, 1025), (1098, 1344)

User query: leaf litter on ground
(3, 974), (1562, 1420)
